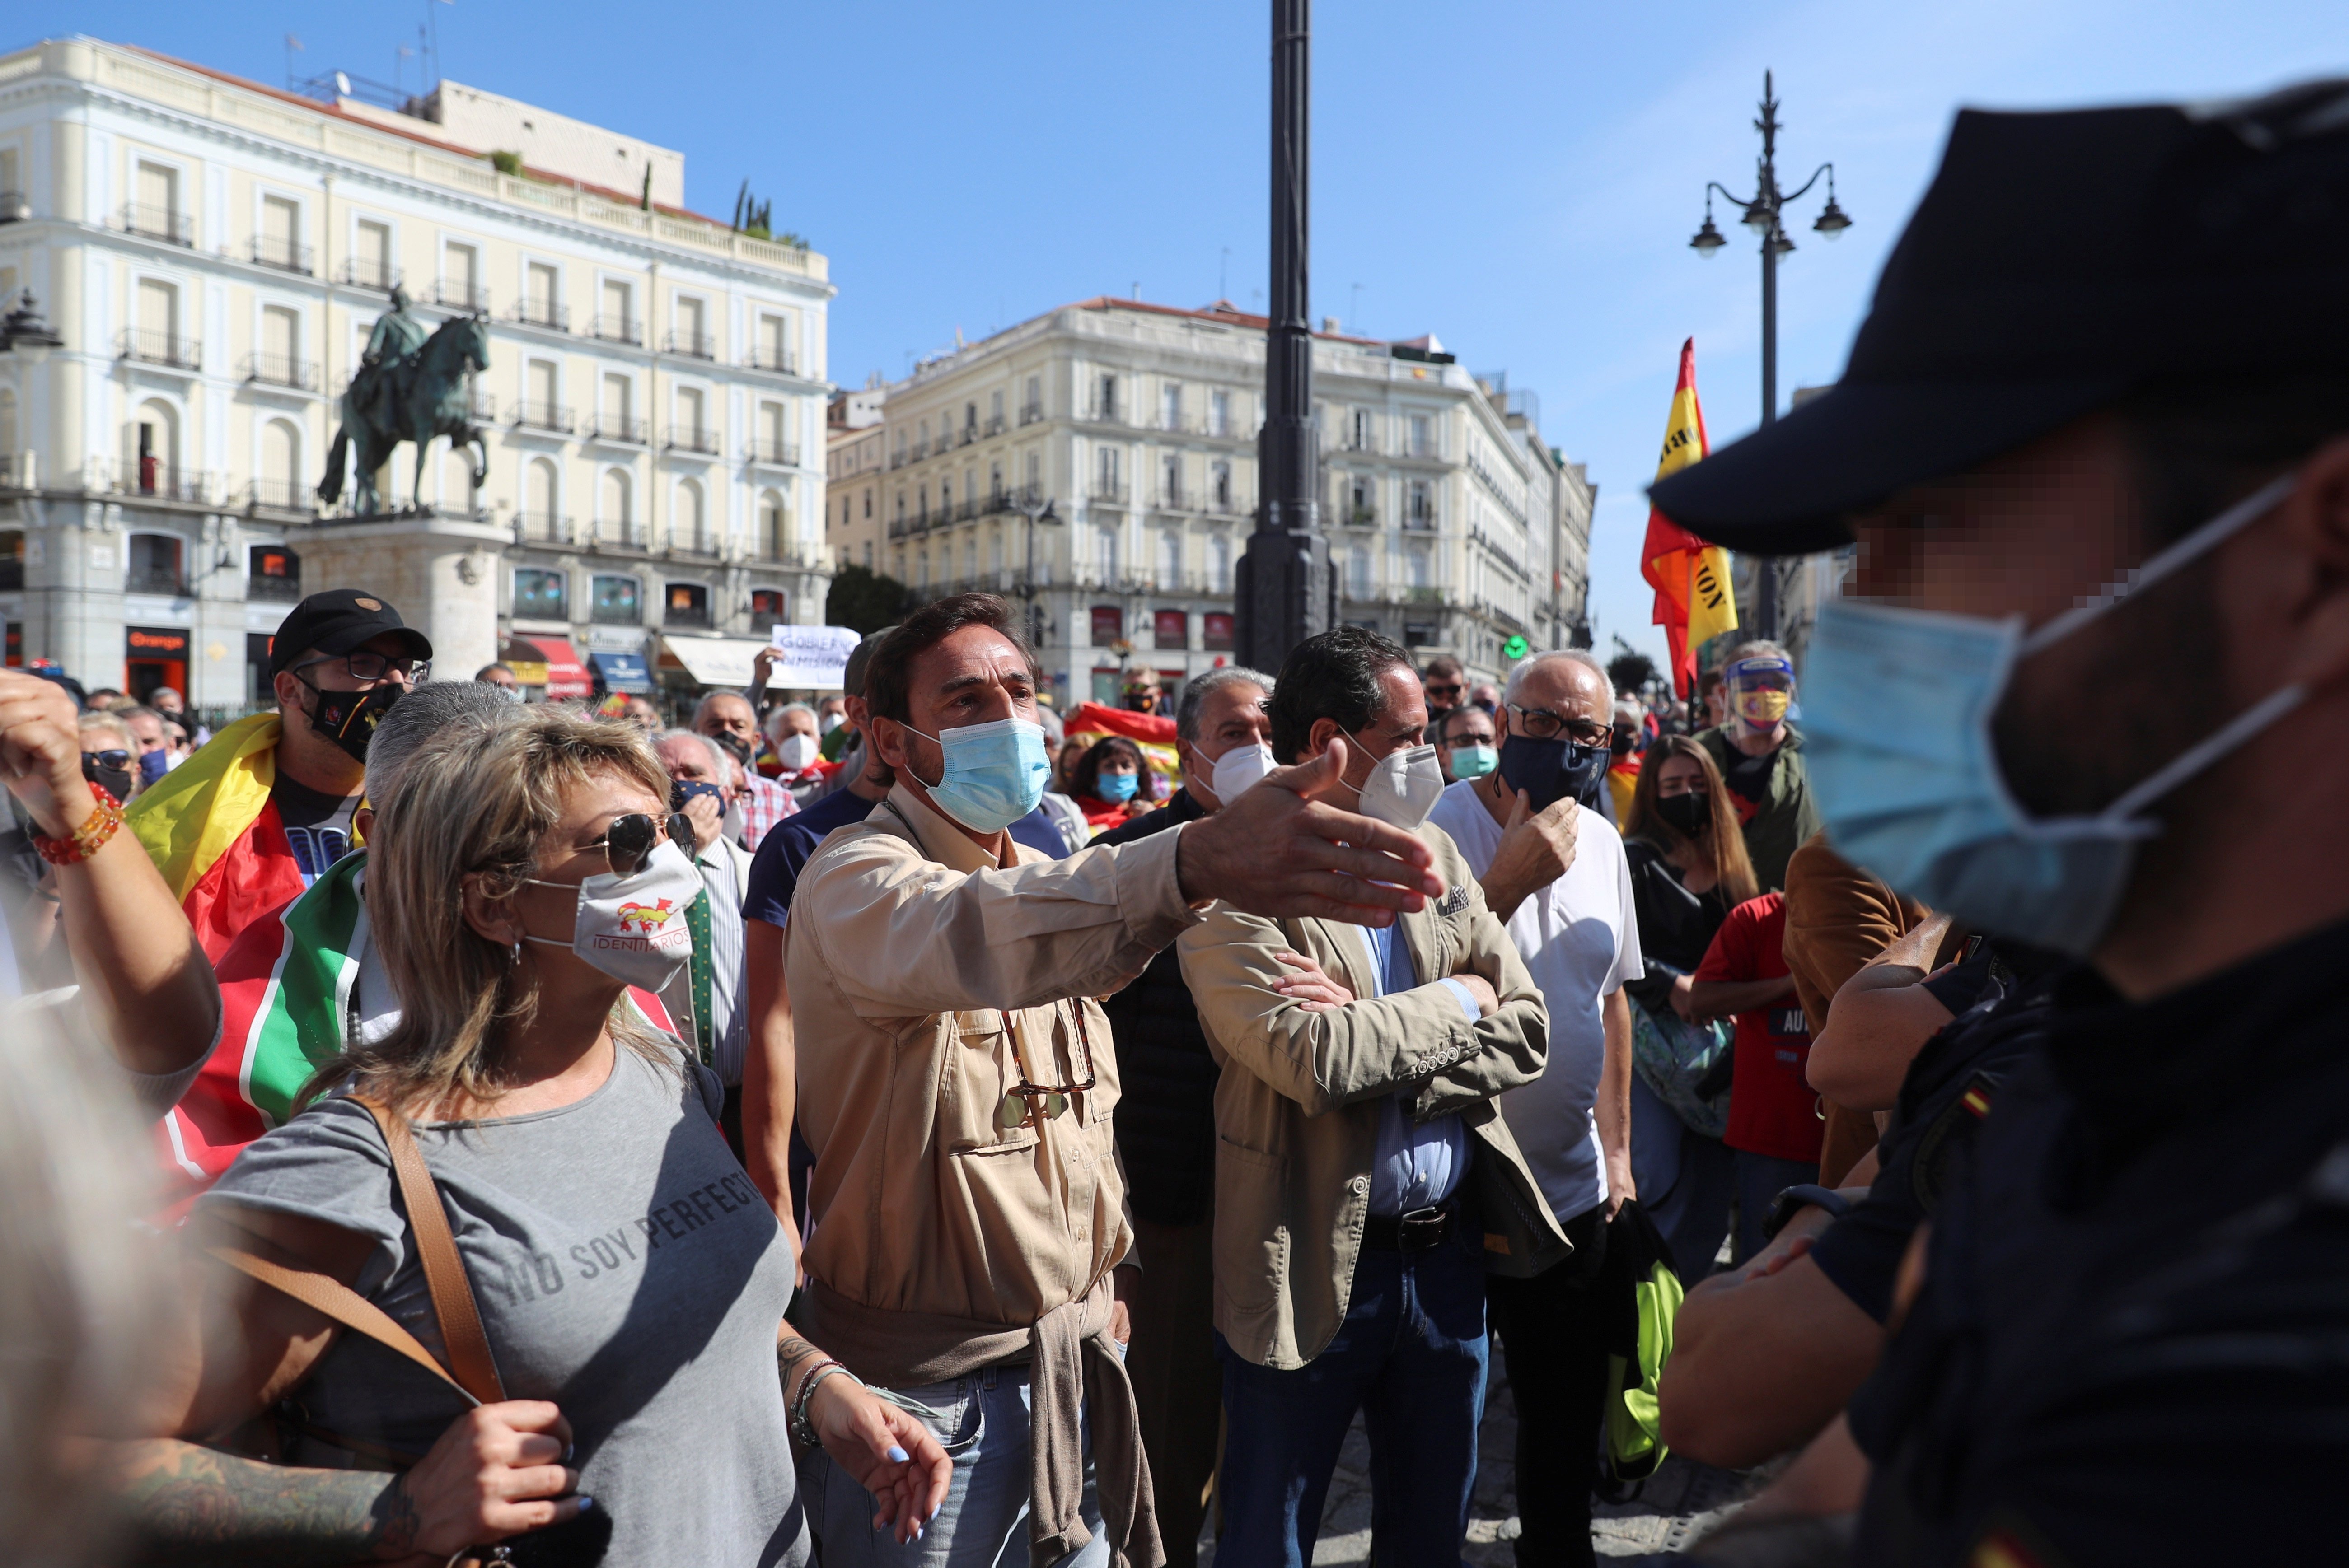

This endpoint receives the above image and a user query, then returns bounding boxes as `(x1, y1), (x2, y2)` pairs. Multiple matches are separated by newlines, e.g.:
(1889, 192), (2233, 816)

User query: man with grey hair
(1092, 662), (1277, 1568)
(156, 678), (529, 1198)
(653, 726), (755, 1152)
(693, 689), (795, 849)
(1429, 646), (1645, 1568)
(764, 700), (827, 806)
(1696, 637), (1819, 891)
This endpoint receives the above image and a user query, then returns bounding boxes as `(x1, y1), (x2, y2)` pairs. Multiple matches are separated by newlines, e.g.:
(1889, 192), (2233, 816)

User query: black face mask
(301, 678), (403, 765)
(710, 731), (753, 766)
(1611, 728), (1640, 757)
(82, 755), (135, 804)
(1497, 733), (1610, 812)
(1655, 791), (1711, 838)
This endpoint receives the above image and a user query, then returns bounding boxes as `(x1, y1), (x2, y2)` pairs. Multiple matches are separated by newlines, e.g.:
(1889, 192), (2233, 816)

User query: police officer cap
(1650, 78), (2349, 555)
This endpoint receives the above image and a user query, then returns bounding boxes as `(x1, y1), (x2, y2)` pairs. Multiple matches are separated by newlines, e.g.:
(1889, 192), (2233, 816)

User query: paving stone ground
(1193, 1343), (1754, 1566)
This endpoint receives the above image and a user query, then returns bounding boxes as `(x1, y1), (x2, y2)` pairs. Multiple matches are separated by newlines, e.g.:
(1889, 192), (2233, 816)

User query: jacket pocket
(1212, 1138), (1288, 1326)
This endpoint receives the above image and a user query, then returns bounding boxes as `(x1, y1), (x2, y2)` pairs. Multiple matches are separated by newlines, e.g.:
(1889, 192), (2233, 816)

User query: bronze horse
(318, 312), (491, 517)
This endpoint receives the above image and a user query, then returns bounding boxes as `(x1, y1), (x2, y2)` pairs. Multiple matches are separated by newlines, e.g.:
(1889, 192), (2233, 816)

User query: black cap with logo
(267, 588), (434, 678)
(1649, 79), (2349, 555)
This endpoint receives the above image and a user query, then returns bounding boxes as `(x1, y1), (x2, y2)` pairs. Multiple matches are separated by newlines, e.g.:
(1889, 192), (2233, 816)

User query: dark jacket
(1695, 723), (1822, 893)
(1095, 789), (1217, 1227)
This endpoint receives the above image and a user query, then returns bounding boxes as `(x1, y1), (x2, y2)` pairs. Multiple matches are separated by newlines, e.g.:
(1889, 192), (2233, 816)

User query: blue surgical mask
(1096, 770), (1140, 803)
(139, 747), (172, 787)
(1498, 733), (1609, 812)
(904, 716), (1051, 833)
(1803, 472), (2302, 957)
(1450, 742), (1498, 780)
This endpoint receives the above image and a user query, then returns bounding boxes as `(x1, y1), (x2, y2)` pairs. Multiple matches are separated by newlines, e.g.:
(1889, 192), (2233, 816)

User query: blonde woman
(109, 708), (945, 1565)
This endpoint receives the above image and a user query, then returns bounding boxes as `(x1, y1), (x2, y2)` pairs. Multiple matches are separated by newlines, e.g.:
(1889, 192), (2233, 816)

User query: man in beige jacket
(1177, 627), (1567, 1568)
(786, 596), (1447, 1568)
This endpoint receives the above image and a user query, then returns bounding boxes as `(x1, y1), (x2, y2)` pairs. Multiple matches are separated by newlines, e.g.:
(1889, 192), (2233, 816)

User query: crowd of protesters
(10, 77), (2349, 1568)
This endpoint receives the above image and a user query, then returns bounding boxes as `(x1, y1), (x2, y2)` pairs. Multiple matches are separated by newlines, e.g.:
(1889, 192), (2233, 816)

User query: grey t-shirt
(204, 1044), (805, 1567)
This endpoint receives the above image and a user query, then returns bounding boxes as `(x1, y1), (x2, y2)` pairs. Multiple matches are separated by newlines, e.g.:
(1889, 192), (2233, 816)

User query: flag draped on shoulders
(1641, 340), (1739, 696)
(126, 712), (309, 962)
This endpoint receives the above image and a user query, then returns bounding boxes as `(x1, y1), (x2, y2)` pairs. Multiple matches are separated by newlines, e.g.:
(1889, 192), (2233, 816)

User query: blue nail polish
(887, 1444), (910, 1463)
(563, 1442), (575, 1462)
(577, 1496), (594, 1511)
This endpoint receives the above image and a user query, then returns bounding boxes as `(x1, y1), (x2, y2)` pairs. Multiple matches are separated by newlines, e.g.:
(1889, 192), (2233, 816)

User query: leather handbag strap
(353, 1094), (506, 1405)
(207, 1245), (477, 1406)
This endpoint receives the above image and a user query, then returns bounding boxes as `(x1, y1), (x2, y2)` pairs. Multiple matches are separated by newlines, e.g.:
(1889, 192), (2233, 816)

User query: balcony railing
(1341, 432), (1380, 454)
(665, 425), (721, 456)
(119, 327), (201, 371)
(1082, 403), (1123, 426)
(1340, 504), (1379, 528)
(983, 414), (1006, 437)
(247, 570), (304, 602)
(109, 461), (211, 504)
(1089, 480), (1129, 504)
(434, 278), (491, 313)
(246, 476), (315, 515)
(666, 330), (714, 360)
(0, 191), (29, 224)
(514, 512), (574, 545)
(668, 536), (721, 560)
(511, 298), (570, 332)
(470, 391), (498, 423)
(511, 401), (575, 434)
(122, 201), (193, 246)
(1404, 435), (1438, 460)
(339, 257), (402, 292)
(1019, 401), (1045, 426)
(1153, 489), (1187, 512)
(250, 236), (314, 275)
(591, 314), (642, 346)
(585, 412), (648, 445)
(243, 353), (319, 392)
(749, 438), (801, 467)
(664, 602), (713, 628)
(1404, 508), (1437, 531)
(591, 518), (646, 551)
(127, 562), (190, 596)
(590, 599), (643, 625)
(745, 345), (798, 374)
(958, 425), (979, 448)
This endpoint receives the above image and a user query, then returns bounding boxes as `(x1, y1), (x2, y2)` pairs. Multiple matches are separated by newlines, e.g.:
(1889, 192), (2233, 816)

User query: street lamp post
(1009, 486), (1061, 660)
(1234, 0), (1334, 676)
(1689, 70), (1851, 640)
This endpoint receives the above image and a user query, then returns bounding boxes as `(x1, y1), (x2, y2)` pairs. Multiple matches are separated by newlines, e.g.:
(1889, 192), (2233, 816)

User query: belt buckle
(1396, 1204), (1448, 1253)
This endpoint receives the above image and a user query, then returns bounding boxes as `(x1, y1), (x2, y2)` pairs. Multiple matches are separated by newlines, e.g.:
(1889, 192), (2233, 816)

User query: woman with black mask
(1619, 735), (1757, 1277)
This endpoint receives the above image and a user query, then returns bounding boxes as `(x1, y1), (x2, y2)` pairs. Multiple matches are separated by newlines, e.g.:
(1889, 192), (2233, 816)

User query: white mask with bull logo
(522, 839), (702, 990)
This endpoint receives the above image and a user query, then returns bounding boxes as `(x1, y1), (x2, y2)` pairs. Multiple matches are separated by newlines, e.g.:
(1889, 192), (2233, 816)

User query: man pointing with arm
(787, 595), (1441, 1568)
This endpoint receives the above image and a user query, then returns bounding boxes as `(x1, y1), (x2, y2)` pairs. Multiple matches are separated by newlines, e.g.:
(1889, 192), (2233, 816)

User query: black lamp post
(1689, 71), (1851, 639)
(1009, 487), (1061, 657)
(0, 291), (63, 361)
(1234, 0), (1334, 677)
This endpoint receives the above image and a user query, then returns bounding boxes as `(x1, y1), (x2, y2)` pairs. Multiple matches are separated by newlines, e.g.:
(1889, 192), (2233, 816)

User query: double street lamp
(1007, 487), (1061, 656)
(1689, 70), (1852, 639)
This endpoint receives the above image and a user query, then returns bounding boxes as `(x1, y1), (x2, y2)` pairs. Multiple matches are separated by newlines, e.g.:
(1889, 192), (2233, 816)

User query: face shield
(1726, 655), (1795, 737)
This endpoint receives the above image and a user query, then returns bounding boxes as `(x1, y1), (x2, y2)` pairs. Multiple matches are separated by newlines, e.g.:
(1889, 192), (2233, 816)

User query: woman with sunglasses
(112, 707), (947, 1566)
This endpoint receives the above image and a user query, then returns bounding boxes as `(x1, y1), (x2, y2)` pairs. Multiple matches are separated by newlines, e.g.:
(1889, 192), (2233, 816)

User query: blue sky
(26, 0), (2349, 663)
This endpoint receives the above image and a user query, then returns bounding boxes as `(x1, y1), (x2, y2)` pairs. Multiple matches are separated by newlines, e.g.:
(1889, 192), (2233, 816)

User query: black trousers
(1485, 1203), (1612, 1568)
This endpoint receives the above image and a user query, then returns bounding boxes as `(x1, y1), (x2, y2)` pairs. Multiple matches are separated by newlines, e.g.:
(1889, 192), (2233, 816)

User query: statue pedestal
(292, 510), (509, 680)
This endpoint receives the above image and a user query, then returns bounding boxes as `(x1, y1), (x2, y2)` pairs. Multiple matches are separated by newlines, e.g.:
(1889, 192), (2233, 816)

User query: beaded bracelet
(33, 785), (124, 867)
(790, 1362), (859, 1449)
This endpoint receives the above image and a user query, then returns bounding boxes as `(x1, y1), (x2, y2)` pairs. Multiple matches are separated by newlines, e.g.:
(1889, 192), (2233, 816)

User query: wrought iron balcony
(665, 425), (721, 456)
(119, 327), (201, 371)
(510, 401), (576, 434)
(591, 518), (647, 551)
(247, 567), (305, 600)
(668, 535), (722, 560)
(122, 201), (193, 246)
(983, 414), (1006, 437)
(1090, 480), (1129, 504)
(665, 330), (715, 360)
(511, 298), (570, 332)
(246, 477), (316, 517)
(108, 459), (210, 503)
(338, 257), (402, 292)
(1019, 401), (1045, 426)
(243, 353), (319, 392)
(250, 236), (314, 275)
(434, 277), (491, 313)
(127, 562), (190, 596)
(663, 600), (714, 627)
(749, 438), (800, 467)
(591, 314), (642, 346)
(585, 413), (649, 445)
(745, 345), (798, 374)
(514, 511), (574, 545)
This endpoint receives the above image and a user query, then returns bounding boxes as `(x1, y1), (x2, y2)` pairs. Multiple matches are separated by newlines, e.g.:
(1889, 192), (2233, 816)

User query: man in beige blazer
(1178, 626), (1567, 1568)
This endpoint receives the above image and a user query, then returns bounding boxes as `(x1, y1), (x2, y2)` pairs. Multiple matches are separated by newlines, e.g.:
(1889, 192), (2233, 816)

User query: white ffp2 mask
(524, 839), (703, 990)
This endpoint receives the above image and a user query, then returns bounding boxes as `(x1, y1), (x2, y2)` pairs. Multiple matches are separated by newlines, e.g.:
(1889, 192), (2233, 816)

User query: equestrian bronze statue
(318, 289), (491, 517)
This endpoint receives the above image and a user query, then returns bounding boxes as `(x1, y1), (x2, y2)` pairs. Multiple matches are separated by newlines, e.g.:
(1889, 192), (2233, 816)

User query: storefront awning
(589, 651), (654, 695)
(525, 636), (592, 700)
(657, 634), (772, 690)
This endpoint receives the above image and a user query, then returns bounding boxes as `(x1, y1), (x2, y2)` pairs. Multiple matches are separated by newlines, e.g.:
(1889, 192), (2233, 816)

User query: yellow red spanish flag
(1641, 339), (1738, 695)
(126, 712), (310, 962)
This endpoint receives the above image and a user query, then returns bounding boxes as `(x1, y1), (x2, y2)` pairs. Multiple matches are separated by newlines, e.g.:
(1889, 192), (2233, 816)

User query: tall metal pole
(1235, 0), (1332, 677)
(1753, 71), (1782, 641)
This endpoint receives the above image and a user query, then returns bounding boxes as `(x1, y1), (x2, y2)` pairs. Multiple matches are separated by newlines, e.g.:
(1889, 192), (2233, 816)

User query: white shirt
(1427, 779), (1643, 1224)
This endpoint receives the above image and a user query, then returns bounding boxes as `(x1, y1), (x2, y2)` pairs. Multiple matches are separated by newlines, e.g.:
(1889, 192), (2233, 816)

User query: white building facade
(0, 37), (833, 711)
(834, 297), (1591, 706)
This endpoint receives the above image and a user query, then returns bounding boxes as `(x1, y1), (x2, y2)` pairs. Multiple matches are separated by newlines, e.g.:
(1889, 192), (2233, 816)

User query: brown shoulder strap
(207, 1245), (477, 1405)
(353, 1095), (507, 1405)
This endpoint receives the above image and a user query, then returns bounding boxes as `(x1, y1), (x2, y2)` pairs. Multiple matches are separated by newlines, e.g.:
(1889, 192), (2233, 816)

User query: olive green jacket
(1696, 723), (1823, 892)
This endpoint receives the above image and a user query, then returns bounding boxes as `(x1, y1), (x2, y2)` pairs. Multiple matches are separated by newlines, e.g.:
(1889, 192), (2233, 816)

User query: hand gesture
(1479, 789), (1579, 923)
(1271, 949), (1356, 1012)
(752, 646), (778, 684)
(0, 669), (99, 837)
(808, 1377), (952, 1544)
(680, 789), (725, 854)
(1176, 739), (1444, 924)
(395, 1402), (586, 1559)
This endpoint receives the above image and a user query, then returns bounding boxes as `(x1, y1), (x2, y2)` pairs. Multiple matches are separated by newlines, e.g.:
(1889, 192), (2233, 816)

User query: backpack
(1596, 1199), (1685, 1496)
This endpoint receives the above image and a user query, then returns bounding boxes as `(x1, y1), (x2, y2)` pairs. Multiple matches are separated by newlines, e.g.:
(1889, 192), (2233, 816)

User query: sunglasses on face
(82, 749), (131, 770)
(297, 652), (430, 684)
(1426, 683), (1465, 701)
(589, 812), (697, 877)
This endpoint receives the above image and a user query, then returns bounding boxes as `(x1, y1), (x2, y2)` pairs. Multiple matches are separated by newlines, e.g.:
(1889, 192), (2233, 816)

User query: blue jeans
(1215, 1224), (1489, 1568)
(1731, 1150), (1820, 1266)
(799, 1363), (1106, 1568)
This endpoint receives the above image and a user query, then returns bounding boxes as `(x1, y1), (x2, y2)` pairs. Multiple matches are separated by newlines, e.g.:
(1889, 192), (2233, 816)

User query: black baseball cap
(1650, 78), (2349, 555)
(267, 588), (433, 677)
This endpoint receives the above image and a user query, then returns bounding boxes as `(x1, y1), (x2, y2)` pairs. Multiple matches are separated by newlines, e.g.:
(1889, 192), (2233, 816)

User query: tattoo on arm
(111, 1440), (418, 1566)
(776, 1331), (828, 1401)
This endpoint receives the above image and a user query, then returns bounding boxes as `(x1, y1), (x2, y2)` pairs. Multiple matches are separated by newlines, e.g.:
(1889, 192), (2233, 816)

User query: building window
(1209, 534), (1231, 593)
(601, 468), (633, 538)
(1211, 461), (1232, 512)
(1160, 453), (1183, 508)
(756, 313), (790, 371)
(665, 582), (711, 628)
(1154, 609), (1187, 648)
(525, 261), (560, 328)
(257, 190), (304, 271)
(257, 417), (302, 511)
(1210, 389), (1231, 437)
(988, 530), (1004, 575)
(964, 402), (978, 439)
(760, 490), (790, 560)
(675, 478), (708, 553)
(1026, 452), (1042, 491)
(1350, 407), (1375, 452)
(1161, 382), (1182, 430)
(1097, 526), (1119, 581)
(126, 533), (185, 595)
(514, 567), (567, 620)
(1348, 546), (1371, 599)
(674, 295), (709, 358)
(599, 278), (635, 342)
(1408, 479), (1433, 529)
(1203, 611), (1235, 652)
(1159, 530), (1181, 586)
(590, 575), (641, 624)
(1096, 373), (1118, 421)
(1022, 375), (1043, 424)
(988, 389), (1004, 431)
(1096, 447), (1120, 497)
(1409, 413), (1432, 458)
(247, 543), (300, 602)
(353, 219), (394, 289)
(1408, 546), (1431, 589)
(751, 588), (787, 623)
(442, 242), (482, 309)
(1091, 606), (1123, 644)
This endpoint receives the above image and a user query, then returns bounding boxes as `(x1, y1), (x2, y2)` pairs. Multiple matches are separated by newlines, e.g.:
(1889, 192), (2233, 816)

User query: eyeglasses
(1426, 682), (1465, 701)
(590, 812), (697, 877)
(1507, 703), (1613, 748)
(295, 652), (430, 684)
(995, 1003), (1099, 1130)
(82, 749), (131, 770)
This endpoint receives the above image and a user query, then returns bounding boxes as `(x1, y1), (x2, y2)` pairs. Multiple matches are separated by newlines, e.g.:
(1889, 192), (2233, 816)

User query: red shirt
(1694, 892), (1822, 1164)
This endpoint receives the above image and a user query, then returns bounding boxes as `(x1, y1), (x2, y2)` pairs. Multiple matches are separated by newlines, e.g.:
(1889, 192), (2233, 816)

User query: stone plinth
(290, 510), (510, 679)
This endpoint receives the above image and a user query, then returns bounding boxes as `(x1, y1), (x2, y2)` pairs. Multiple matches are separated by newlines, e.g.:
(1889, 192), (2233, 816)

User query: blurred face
(479, 665), (519, 692)
(163, 719), (190, 756)
(779, 708), (819, 741)
(1099, 754), (1138, 780)
(654, 734), (718, 784)
(1469, 682), (1501, 713)
(1656, 752), (1708, 799)
(624, 697), (661, 732)
(150, 687), (183, 716)
(696, 694), (758, 749)
(125, 711), (168, 755)
(1423, 669), (1465, 709)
